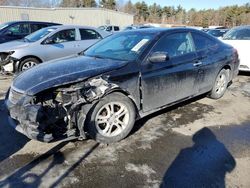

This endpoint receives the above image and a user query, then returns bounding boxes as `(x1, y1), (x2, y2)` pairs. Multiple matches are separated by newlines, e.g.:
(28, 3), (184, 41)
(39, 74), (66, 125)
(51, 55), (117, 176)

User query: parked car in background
(222, 25), (250, 71)
(123, 25), (154, 31)
(0, 21), (60, 44)
(98, 25), (120, 33)
(201, 28), (210, 32)
(5, 28), (239, 143)
(207, 29), (229, 38)
(0, 25), (110, 73)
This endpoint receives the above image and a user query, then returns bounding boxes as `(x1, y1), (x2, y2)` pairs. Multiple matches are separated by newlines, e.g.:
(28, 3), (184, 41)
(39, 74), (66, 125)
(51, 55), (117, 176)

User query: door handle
(193, 61), (203, 67)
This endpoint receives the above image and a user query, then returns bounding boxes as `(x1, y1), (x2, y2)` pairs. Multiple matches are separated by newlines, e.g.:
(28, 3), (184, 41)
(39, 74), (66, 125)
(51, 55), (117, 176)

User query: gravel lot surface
(0, 73), (249, 188)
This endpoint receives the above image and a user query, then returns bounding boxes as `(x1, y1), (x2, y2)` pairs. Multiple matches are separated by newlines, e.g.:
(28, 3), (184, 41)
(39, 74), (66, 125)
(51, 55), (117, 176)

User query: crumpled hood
(0, 40), (30, 52)
(12, 55), (128, 95)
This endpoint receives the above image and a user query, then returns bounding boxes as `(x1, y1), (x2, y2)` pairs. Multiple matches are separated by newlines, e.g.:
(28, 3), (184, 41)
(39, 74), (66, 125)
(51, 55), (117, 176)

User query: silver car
(0, 25), (110, 72)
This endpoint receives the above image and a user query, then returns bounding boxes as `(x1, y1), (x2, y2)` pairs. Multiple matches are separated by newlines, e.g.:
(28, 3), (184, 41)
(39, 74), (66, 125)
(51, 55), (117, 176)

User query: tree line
(1, 0), (250, 27)
(121, 1), (250, 27)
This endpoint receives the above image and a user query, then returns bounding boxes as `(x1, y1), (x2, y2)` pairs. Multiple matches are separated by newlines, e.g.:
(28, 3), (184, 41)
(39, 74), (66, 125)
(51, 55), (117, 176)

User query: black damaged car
(5, 28), (239, 143)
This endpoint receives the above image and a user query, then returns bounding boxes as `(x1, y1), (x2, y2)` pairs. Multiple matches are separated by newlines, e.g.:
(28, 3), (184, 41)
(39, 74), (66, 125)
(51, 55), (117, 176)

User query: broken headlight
(0, 51), (15, 62)
(8, 88), (24, 104)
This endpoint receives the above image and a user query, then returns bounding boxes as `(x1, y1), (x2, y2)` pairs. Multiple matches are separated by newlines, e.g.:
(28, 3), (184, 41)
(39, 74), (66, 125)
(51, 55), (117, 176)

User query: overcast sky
(130, 0), (250, 10)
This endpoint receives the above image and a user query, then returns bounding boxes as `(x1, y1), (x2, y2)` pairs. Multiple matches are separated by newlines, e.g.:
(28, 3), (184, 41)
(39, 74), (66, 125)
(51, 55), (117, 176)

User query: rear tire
(19, 58), (40, 72)
(85, 92), (136, 143)
(209, 69), (229, 99)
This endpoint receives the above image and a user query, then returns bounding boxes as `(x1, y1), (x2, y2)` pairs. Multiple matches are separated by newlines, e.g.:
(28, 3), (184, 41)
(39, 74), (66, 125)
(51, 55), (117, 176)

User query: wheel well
(20, 55), (43, 63)
(17, 56), (42, 69)
(222, 65), (231, 79)
(106, 90), (140, 118)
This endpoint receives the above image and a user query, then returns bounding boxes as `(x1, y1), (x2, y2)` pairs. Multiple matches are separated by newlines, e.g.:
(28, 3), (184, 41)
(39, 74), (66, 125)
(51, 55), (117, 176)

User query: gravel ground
(0, 73), (249, 188)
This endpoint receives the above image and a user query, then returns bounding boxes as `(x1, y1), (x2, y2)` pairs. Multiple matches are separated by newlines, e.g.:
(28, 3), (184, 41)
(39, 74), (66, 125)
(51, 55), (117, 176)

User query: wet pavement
(0, 73), (249, 188)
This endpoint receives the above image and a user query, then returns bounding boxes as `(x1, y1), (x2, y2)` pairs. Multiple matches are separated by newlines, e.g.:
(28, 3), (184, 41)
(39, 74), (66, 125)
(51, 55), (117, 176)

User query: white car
(222, 26), (250, 72)
(98, 25), (120, 33)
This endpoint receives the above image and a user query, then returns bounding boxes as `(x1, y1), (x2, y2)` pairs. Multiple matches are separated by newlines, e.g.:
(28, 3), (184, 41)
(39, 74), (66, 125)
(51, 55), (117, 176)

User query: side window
(152, 32), (195, 58)
(80, 29), (102, 40)
(50, 29), (76, 43)
(5, 23), (30, 35)
(30, 24), (47, 33)
(114, 26), (120, 31)
(192, 33), (218, 51)
(106, 26), (112, 32)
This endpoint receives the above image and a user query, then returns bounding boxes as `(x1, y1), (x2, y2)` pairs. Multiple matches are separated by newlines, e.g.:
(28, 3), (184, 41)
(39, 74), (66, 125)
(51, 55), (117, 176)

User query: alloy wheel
(95, 102), (129, 137)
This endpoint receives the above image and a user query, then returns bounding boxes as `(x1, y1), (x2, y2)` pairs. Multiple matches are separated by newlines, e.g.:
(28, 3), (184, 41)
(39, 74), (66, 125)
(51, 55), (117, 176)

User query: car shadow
(160, 127), (236, 188)
(0, 99), (30, 162)
(0, 140), (99, 188)
(239, 71), (250, 77)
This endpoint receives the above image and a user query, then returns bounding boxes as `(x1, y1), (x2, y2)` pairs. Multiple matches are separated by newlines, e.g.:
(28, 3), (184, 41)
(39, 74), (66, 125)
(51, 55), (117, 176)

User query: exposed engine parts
(8, 77), (118, 142)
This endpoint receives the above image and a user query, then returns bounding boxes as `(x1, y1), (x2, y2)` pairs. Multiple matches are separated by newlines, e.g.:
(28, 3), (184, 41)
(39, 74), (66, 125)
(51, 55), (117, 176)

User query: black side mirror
(148, 52), (169, 63)
(5, 31), (13, 36)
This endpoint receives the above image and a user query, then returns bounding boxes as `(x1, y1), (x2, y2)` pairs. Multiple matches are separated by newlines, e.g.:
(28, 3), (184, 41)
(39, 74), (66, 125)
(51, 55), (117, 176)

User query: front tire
(209, 69), (229, 99)
(86, 93), (136, 143)
(19, 58), (40, 72)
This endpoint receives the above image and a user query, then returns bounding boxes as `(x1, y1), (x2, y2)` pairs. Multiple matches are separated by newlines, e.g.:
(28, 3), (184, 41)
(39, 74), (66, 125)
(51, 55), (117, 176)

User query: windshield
(84, 32), (155, 61)
(98, 26), (106, 30)
(0, 23), (9, 30)
(25, 27), (57, 42)
(207, 30), (224, 37)
(223, 27), (250, 40)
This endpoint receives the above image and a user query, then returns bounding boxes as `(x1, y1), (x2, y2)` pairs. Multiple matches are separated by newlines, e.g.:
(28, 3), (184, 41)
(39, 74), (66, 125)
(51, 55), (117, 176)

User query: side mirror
(5, 31), (13, 36)
(148, 52), (169, 63)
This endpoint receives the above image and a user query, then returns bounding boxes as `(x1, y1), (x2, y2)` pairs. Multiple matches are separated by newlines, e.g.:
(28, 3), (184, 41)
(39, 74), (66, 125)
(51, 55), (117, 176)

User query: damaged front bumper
(5, 77), (118, 142)
(0, 57), (18, 73)
(0, 51), (19, 73)
(6, 97), (55, 142)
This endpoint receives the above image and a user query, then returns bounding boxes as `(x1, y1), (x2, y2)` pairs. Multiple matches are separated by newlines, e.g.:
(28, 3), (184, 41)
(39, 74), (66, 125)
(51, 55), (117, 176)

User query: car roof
(122, 27), (204, 34)
(232, 25), (250, 30)
(45, 25), (100, 30)
(3, 21), (60, 25)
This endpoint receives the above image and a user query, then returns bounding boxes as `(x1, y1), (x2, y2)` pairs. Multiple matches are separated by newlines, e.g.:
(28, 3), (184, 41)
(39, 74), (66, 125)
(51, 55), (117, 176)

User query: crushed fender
(8, 77), (118, 142)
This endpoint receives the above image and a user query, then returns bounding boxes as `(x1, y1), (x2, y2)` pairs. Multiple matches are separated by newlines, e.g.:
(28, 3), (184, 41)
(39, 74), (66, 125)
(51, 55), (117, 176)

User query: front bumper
(0, 57), (19, 73)
(5, 98), (54, 142)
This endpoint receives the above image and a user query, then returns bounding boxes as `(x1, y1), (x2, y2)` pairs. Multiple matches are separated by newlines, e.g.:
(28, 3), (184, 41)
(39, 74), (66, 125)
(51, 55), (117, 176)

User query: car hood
(12, 55), (128, 95)
(0, 40), (30, 52)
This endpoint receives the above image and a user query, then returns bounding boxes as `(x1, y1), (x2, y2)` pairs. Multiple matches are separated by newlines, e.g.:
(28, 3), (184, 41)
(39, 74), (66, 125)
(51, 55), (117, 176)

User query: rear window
(80, 29), (102, 40)
(114, 26), (119, 31)
(192, 33), (218, 51)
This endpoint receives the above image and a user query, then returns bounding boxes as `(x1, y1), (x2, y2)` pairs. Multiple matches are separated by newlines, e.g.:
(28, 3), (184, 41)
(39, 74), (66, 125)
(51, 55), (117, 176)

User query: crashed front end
(0, 52), (17, 73)
(5, 77), (117, 142)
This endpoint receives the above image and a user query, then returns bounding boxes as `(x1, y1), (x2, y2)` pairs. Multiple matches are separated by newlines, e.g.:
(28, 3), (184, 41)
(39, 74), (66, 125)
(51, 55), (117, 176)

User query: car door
(77, 28), (102, 52)
(41, 28), (78, 61)
(3, 23), (30, 41)
(191, 32), (221, 93)
(141, 32), (199, 112)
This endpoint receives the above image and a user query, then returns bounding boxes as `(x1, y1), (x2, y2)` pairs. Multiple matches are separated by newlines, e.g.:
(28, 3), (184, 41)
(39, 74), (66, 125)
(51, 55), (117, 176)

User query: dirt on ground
(0, 73), (249, 188)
